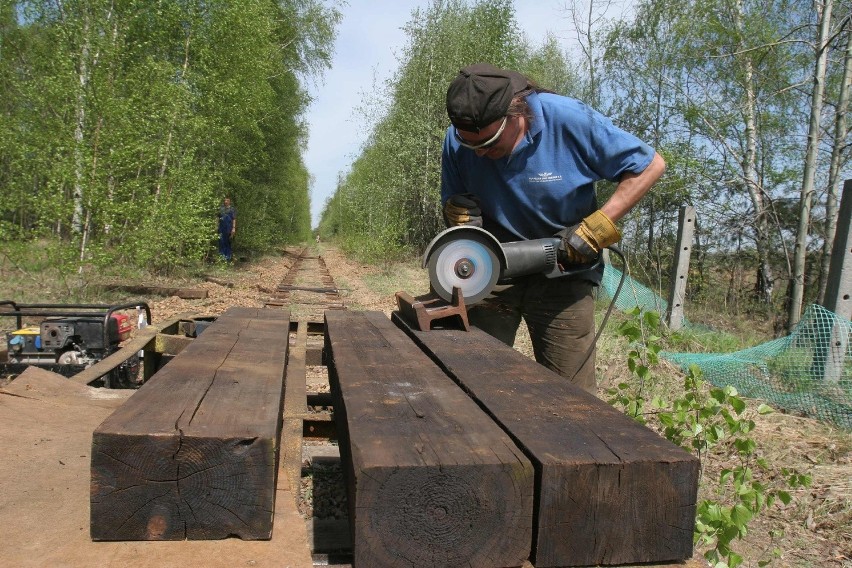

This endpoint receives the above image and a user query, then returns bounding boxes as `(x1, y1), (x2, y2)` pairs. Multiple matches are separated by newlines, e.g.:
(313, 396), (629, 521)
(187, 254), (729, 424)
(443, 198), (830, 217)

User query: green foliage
(608, 307), (812, 567)
(607, 308), (663, 420)
(0, 0), (339, 272)
(595, 0), (822, 307)
(518, 32), (584, 97)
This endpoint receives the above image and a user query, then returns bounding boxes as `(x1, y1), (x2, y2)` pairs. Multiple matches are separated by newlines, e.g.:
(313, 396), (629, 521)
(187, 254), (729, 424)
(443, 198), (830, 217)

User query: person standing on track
(440, 63), (666, 394)
(218, 196), (237, 262)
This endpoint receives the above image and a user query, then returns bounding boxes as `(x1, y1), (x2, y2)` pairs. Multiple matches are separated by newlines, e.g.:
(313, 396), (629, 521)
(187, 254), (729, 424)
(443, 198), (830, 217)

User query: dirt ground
(2, 244), (850, 567)
(0, 369), (314, 568)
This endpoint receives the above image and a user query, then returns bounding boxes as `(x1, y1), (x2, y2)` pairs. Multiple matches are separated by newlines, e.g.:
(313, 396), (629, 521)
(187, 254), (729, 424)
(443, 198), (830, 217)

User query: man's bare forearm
(600, 152), (666, 222)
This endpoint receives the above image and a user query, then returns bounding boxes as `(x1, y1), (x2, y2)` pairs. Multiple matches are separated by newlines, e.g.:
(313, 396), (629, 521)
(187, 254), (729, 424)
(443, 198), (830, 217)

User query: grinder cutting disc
(427, 231), (500, 304)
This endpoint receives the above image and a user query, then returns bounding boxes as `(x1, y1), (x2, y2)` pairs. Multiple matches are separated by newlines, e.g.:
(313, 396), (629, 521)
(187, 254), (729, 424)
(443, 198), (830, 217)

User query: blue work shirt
(441, 92), (655, 284)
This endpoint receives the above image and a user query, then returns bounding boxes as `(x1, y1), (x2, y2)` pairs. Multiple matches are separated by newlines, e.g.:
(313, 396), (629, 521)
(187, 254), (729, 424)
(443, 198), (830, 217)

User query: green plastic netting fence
(599, 264), (852, 430)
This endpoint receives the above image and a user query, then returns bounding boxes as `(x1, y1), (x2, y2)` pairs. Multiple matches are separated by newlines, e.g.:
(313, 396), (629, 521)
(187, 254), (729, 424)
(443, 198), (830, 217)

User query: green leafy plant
(607, 308), (812, 568)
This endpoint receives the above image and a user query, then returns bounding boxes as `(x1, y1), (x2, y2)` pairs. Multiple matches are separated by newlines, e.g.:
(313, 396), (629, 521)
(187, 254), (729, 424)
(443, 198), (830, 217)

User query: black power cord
(570, 244), (628, 384)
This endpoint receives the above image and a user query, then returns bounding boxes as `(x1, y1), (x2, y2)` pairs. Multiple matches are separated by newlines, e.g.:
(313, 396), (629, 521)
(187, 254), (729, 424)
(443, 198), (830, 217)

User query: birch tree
(659, 0), (808, 305)
(560, 0), (616, 108)
(0, 0), (338, 272)
(789, 0), (834, 328)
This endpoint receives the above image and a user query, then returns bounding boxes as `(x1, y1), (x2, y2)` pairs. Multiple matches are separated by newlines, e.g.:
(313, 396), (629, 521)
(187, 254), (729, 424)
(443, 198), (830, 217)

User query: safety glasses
(453, 116), (508, 150)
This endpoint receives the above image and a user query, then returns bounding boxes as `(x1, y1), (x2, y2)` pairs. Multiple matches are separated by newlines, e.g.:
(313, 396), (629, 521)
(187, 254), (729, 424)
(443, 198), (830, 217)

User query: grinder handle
(500, 237), (601, 280)
(550, 255), (603, 278)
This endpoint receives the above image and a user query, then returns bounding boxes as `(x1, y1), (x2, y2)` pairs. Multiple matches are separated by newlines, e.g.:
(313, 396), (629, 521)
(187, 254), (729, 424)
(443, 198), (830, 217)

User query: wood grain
(393, 312), (700, 567)
(90, 307), (290, 541)
(325, 310), (534, 568)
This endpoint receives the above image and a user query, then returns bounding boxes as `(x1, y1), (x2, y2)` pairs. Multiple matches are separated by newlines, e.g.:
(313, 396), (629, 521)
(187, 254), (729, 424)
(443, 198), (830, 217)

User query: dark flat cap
(446, 63), (529, 131)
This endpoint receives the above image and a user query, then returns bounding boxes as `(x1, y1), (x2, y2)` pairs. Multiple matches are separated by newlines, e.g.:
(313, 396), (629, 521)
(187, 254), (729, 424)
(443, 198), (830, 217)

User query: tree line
(317, 0), (852, 331)
(0, 0), (339, 272)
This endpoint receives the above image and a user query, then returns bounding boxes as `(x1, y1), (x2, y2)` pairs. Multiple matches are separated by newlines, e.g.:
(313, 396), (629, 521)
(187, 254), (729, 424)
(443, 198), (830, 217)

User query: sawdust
(138, 251), (300, 325)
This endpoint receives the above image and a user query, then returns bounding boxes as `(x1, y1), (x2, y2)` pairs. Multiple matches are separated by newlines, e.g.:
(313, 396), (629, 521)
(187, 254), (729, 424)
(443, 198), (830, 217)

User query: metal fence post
(819, 180), (852, 382)
(666, 206), (695, 331)
(824, 180), (852, 318)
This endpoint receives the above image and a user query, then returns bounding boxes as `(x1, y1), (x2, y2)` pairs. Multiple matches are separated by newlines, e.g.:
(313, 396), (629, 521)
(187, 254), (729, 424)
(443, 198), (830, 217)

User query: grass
(362, 263), (431, 299)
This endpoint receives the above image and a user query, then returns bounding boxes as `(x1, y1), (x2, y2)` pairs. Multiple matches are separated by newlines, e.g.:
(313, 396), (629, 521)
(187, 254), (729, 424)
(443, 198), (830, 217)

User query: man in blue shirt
(442, 63), (665, 394)
(218, 196), (237, 262)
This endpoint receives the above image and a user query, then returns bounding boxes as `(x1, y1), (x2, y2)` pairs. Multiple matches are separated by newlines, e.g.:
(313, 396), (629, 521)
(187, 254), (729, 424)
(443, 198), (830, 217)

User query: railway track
(265, 247), (345, 318)
(270, 246), (352, 566)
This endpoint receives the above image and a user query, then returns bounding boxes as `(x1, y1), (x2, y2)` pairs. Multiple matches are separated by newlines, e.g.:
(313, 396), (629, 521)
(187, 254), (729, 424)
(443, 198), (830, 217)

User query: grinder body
(423, 226), (586, 305)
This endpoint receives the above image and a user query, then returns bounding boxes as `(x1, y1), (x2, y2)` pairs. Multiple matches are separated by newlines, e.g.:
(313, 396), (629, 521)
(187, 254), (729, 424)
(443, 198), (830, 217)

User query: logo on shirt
(529, 172), (563, 184)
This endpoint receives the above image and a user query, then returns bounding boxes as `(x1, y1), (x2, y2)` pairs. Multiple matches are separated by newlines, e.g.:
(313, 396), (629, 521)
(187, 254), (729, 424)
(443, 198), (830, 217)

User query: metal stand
(394, 287), (470, 331)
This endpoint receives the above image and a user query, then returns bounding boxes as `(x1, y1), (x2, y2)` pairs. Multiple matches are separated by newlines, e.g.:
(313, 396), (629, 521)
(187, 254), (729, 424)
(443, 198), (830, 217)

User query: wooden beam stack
(90, 307), (290, 541)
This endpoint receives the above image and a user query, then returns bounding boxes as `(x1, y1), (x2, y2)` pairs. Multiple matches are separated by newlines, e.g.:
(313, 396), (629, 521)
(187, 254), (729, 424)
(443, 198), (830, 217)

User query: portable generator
(1, 301), (151, 388)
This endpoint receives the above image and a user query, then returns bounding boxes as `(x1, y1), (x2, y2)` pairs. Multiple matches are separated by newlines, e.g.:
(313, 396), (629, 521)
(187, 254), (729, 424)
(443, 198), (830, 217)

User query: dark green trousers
(467, 276), (597, 394)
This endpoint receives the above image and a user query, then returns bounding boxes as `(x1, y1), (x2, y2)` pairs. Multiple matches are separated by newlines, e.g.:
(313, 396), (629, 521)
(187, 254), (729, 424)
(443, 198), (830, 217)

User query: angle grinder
(423, 226), (599, 304)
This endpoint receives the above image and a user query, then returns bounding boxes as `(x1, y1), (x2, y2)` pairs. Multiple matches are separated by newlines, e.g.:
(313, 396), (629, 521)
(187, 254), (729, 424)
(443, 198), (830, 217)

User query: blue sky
(303, 0), (574, 228)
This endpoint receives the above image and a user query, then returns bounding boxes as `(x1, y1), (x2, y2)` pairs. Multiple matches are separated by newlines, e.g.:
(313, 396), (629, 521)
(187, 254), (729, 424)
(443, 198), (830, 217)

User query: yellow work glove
(556, 210), (621, 264)
(443, 193), (482, 227)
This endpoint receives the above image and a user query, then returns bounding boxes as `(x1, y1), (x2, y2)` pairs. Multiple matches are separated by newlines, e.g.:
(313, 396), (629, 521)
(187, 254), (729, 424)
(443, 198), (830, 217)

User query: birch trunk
(789, 0), (833, 329)
(71, 8), (90, 235)
(734, 0), (774, 304)
(155, 28), (192, 200)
